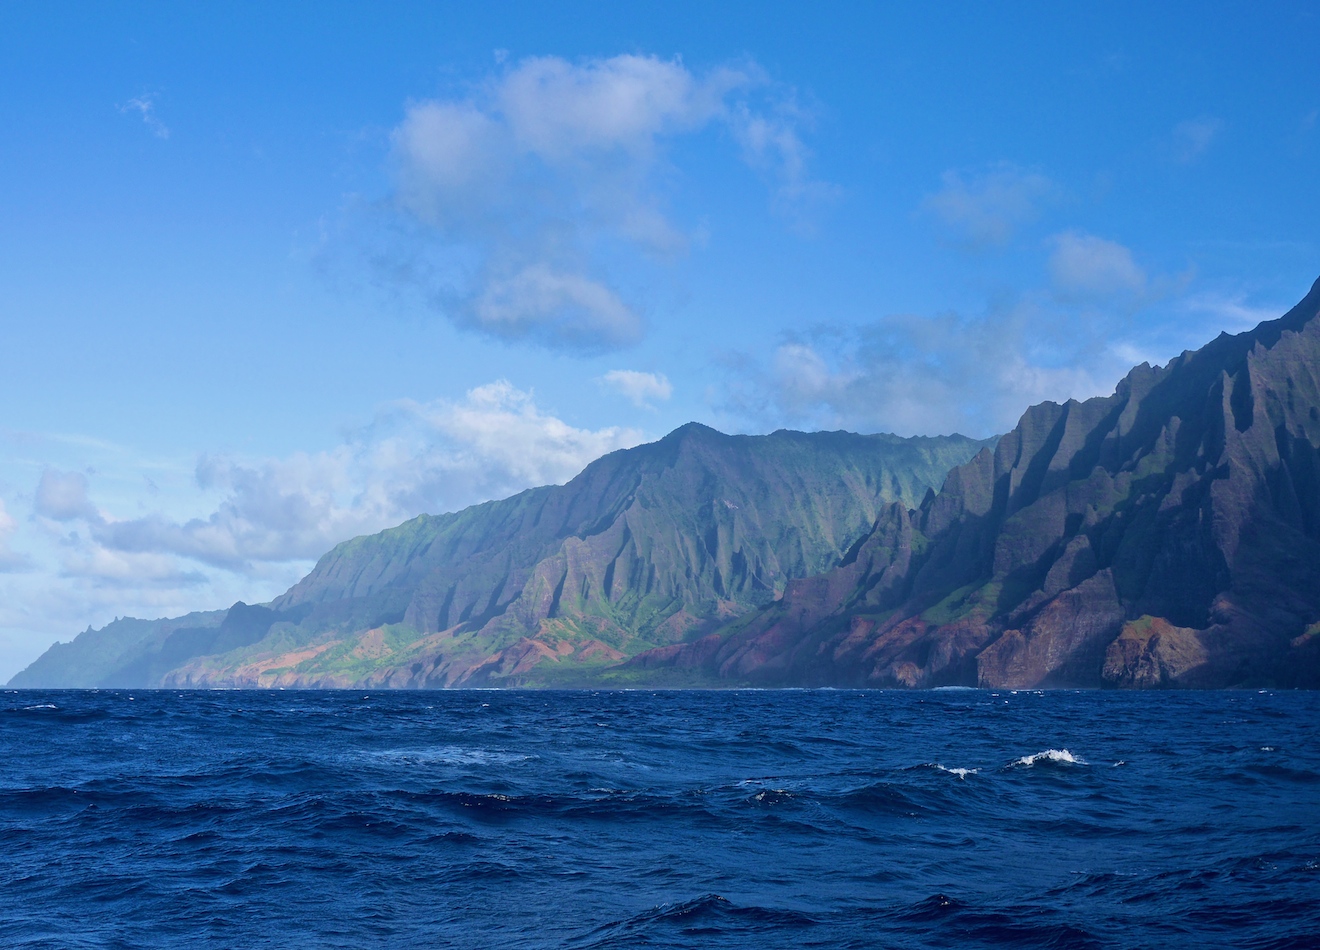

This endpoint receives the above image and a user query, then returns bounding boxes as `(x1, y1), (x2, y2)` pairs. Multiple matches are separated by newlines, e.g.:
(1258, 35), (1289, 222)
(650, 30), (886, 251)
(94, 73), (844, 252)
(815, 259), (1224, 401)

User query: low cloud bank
(38, 381), (642, 577)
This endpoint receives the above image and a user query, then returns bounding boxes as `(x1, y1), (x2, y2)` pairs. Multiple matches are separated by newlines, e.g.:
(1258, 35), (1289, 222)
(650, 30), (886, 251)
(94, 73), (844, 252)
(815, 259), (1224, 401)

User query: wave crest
(1012, 749), (1084, 768)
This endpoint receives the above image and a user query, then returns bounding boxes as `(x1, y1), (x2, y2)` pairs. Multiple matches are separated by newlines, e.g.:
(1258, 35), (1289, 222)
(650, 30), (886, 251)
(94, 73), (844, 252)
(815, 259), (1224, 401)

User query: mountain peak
(661, 421), (724, 441)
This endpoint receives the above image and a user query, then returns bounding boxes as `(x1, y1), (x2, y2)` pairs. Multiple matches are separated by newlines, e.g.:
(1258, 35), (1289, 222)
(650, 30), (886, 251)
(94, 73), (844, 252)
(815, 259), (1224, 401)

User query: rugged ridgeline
(634, 277), (1320, 689)
(10, 426), (990, 688)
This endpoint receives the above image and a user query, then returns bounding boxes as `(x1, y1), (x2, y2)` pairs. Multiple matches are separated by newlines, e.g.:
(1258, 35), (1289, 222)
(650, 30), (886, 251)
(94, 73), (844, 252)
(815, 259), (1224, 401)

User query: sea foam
(1012, 749), (1085, 767)
(931, 763), (978, 779)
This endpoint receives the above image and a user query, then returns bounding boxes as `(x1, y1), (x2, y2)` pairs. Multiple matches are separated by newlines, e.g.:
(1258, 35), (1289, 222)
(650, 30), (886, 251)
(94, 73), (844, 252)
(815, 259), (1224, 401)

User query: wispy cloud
(1183, 292), (1277, 330)
(924, 164), (1059, 248)
(600, 369), (673, 409)
(382, 53), (829, 352)
(1170, 116), (1223, 163)
(716, 299), (1119, 439)
(714, 232), (1215, 438)
(119, 94), (170, 139)
(0, 500), (31, 574)
(1047, 231), (1148, 301)
(729, 96), (839, 230)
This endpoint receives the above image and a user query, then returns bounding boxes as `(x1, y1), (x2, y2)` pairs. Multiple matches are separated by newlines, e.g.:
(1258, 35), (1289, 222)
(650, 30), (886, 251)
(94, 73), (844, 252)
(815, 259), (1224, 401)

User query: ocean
(2, 688), (1316, 948)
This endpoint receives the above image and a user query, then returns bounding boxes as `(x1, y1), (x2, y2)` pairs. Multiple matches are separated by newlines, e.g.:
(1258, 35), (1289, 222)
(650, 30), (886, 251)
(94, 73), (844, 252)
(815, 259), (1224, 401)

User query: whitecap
(1012, 749), (1085, 767)
(932, 764), (977, 779)
(21, 704), (57, 710)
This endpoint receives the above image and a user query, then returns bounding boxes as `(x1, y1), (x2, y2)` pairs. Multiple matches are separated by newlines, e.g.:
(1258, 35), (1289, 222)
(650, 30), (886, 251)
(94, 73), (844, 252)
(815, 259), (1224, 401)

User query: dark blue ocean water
(2, 689), (1317, 949)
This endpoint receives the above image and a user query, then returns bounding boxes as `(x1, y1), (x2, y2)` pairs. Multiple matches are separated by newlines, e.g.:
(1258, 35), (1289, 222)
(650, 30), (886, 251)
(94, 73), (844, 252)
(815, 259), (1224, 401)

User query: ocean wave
(1010, 749), (1085, 768)
(827, 781), (930, 816)
(931, 763), (978, 779)
(897, 894), (1105, 947)
(1243, 763), (1320, 784)
(902, 761), (979, 779)
(572, 894), (818, 947)
(746, 787), (798, 805)
(4, 689), (1319, 949)
(361, 746), (533, 767)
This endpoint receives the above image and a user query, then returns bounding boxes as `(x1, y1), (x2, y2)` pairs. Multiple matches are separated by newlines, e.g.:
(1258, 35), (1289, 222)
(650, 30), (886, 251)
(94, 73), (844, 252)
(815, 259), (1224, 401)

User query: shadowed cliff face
(634, 277), (1320, 689)
(12, 427), (990, 688)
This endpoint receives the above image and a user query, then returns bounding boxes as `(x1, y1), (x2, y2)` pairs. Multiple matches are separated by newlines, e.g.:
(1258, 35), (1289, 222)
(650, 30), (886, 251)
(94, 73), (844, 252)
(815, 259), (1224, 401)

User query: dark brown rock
(635, 276), (1320, 689)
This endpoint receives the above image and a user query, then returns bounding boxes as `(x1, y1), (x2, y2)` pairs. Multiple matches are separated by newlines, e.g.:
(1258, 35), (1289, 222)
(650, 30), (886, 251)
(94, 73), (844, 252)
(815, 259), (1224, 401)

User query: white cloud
(716, 288), (1172, 439)
(1170, 116), (1223, 163)
(46, 381), (644, 574)
(59, 547), (207, 589)
(713, 226), (1217, 441)
(1127, 287), (1301, 359)
(119, 94), (170, 139)
(399, 379), (644, 494)
(600, 369), (673, 408)
(393, 101), (503, 203)
(470, 264), (643, 349)
(0, 500), (31, 573)
(1179, 290), (1282, 332)
(495, 54), (734, 159)
(772, 343), (855, 406)
(924, 164), (1059, 247)
(385, 53), (827, 351)
(1048, 231), (1148, 301)
(729, 98), (838, 223)
(34, 469), (100, 522)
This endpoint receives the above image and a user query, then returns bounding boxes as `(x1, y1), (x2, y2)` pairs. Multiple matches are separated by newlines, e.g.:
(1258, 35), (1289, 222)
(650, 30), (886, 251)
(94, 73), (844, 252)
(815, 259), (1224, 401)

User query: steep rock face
(16, 425), (989, 688)
(635, 277), (1320, 689)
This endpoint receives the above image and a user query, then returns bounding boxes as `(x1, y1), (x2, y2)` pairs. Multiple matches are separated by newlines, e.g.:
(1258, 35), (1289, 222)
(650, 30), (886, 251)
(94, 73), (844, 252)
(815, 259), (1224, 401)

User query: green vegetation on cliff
(12, 424), (990, 688)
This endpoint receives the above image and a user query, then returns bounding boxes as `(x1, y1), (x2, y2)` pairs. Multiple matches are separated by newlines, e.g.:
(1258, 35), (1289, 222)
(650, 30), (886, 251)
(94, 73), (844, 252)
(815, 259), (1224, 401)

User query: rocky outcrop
(1101, 616), (1209, 688)
(632, 276), (1320, 689)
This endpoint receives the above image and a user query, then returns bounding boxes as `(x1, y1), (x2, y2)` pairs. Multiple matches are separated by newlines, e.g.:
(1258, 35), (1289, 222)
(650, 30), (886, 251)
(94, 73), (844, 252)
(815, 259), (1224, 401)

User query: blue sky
(1, 1), (1317, 678)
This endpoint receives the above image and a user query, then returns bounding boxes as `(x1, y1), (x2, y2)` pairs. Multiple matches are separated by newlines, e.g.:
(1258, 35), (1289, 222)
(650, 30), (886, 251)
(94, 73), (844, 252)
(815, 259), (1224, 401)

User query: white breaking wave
(931, 764), (978, 779)
(1012, 749), (1085, 767)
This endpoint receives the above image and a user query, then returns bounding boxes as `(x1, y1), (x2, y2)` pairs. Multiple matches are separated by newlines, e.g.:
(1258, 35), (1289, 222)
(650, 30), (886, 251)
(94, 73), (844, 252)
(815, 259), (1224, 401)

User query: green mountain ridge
(11, 425), (991, 688)
(24, 277), (1320, 692)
